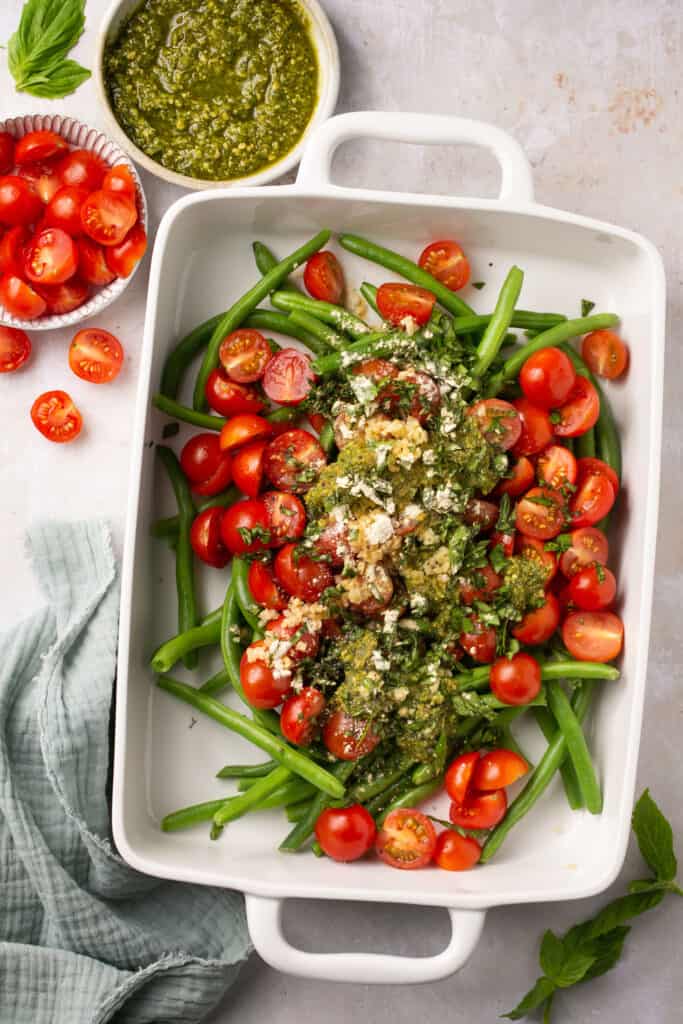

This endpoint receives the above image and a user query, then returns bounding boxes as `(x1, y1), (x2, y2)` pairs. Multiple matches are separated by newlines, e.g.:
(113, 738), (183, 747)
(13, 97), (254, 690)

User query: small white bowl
(0, 113), (148, 332)
(94, 0), (340, 190)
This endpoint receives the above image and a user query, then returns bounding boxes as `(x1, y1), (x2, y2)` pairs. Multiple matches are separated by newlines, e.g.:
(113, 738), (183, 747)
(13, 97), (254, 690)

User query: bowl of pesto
(95, 0), (339, 189)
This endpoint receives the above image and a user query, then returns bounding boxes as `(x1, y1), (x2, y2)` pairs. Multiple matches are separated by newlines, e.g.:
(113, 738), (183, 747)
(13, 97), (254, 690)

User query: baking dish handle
(245, 894), (485, 984)
(297, 110), (534, 203)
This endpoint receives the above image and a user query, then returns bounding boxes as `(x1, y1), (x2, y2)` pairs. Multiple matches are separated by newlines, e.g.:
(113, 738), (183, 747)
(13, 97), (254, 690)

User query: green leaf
(20, 58), (90, 97)
(581, 299), (596, 317)
(580, 926), (630, 983)
(542, 994), (554, 1024)
(551, 948), (597, 988)
(7, 0), (89, 98)
(502, 976), (556, 1020)
(564, 890), (664, 949)
(632, 789), (677, 881)
(629, 878), (683, 897)
(539, 930), (565, 979)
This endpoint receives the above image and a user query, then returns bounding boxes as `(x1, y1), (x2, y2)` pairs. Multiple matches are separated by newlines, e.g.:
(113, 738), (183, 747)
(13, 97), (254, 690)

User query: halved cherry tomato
(232, 440), (266, 497)
(180, 431), (229, 484)
(37, 277), (89, 314)
(219, 498), (271, 555)
(280, 687), (326, 746)
(515, 487), (566, 540)
(80, 190), (137, 246)
(15, 130), (68, 165)
(537, 445), (577, 489)
(467, 398), (522, 450)
(418, 239), (470, 291)
(516, 535), (558, 585)
(473, 749), (529, 790)
(262, 491), (307, 545)
(0, 175), (43, 226)
(458, 565), (502, 605)
(496, 456), (535, 498)
(569, 473), (615, 528)
(0, 273), (46, 319)
(24, 228), (78, 286)
(104, 224), (147, 277)
(553, 375), (600, 437)
(307, 411), (327, 433)
(582, 329), (628, 380)
(512, 592), (560, 645)
(274, 543), (333, 601)
(376, 282), (435, 326)
(102, 163), (137, 198)
(16, 161), (61, 204)
(490, 529), (515, 557)
(490, 652), (542, 705)
(559, 526), (609, 578)
(567, 564), (616, 611)
(351, 357), (398, 383)
(315, 804), (376, 862)
(445, 751), (480, 805)
(68, 328), (123, 383)
(30, 389), (82, 443)
(303, 250), (345, 303)
(219, 414), (273, 452)
(379, 369), (441, 424)
(314, 515), (351, 566)
(464, 498), (499, 533)
(239, 642), (292, 708)
(262, 348), (315, 405)
(433, 829), (481, 870)
(376, 809), (437, 870)
(449, 790), (507, 830)
(0, 325), (31, 372)
(519, 346), (576, 408)
(0, 225), (29, 276)
(248, 559), (288, 610)
(263, 429), (326, 493)
(57, 149), (107, 191)
(43, 186), (88, 237)
(562, 610), (624, 662)
(266, 615), (319, 661)
(77, 236), (116, 286)
(576, 456), (619, 495)
(0, 133), (14, 174)
(205, 369), (264, 417)
(218, 328), (271, 383)
(512, 398), (554, 457)
(189, 507), (230, 568)
(460, 619), (497, 663)
(322, 710), (380, 760)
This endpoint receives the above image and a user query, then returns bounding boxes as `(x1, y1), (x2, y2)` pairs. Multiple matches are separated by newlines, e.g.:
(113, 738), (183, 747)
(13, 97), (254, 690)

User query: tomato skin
(240, 642), (292, 708)
(537, 445), (577, 489)
(248, 559), (288, 610)
(16, 161), (61, 204)
(44, 186), (88, 237)
(263, 429), (326, 493)
(515, 486), (566, 540)
(24, 228), (78, 286)
(0, 225), (30, 277)
(280, 688), (326, 746)
(232, 439), (267, 498)
(322, 710), (380, 760)
(0, 273), (47, 319)
(37, 277), (89, 315)
(274, 543), (333, 601)
(314, 516), (351, 566)
(189, 507), (230, 568)
(80, 190), (137, 246)
(205, 369), (264, 417)
(351, 357), (398, 384)
(0, 175), (43, 226)
(519, 346), (576, 408)
(0, 325), (31, 372)
(449, 790), (507, 830)
(102, 163), (136, 198)
(458, 565), (502, 605)
(315, 804), (376, 862)
(463, 498), (499, 533)
(262, 491), (307, 545)
(516, 535), (557, 585)
(496, 456), (535, 498)
(219, 498), (271, 555)
(472, 749), (529, 790)
(262, 348), (315, 406)
(68, 328), (123, 383)
(433, 829), (481, 871)
(30, 389), (82, 443)
(567, 565), (616, 611)
(308, 411), (327, 434)
(180, 432), (225, 483)
(219, 414), (273, 452)
(380, 368), (441, 424)
(76, 236), (116, 286)
(490, 529), (515, 558)
(418, 239), (470, 291)
(569, 473), (615, 528)
(562, 610), (624, 662)
(553, 375), (600, 437)
(576, 456), (619, 495)
(467, 398), (522, 450)
(445, 752), (480, 805)
(219, 328), (271, 383)
(57, 149), (107, 191)
(511, 398), (554, 457)
(104, 223), (147, 277)
(490, 652), (542, 705)
(303, 251), (345, 304)
(15, 131), (68, 165)
(559, 527), (609, 578)
(376, 282), (436, 326)
(512, 592), (561, 645)
(375, 809), (437, 870)
(0, 133), (14, 174)
(460, 620), (497, 664)
(582, 329), (628, 380)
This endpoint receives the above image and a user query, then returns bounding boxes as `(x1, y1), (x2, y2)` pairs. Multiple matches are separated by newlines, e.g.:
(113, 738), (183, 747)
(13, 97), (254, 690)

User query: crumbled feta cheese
(392, 686), (409, 702)
(371, 649), (391, 672)
(399, 315), (419, 336)
(349, 374), (378, 406)
(422, 448), (436, 465)
(382, 608), (400, 633)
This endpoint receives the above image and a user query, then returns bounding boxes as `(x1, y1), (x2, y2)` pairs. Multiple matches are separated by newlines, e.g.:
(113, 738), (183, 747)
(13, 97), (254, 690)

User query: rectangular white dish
(114, 113), (665, 983)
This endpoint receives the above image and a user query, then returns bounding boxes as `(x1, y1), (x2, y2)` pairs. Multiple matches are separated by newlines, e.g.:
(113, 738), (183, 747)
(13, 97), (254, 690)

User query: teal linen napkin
(0, 520), (250, 1023)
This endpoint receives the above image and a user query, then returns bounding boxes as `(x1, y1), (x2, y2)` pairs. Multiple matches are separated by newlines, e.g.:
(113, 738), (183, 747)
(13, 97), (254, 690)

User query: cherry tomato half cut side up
(262, 491), (307, 545)
(322, 710), (380, 761)
(219, 414), (273, 452)
(537, 445), (577, 489)
(569, 473), (615, 528)
(472, 749), (529, 790)
(376, 809), (437, 870)
(445, 751), (480, 806)
(281, 688), (326, 746)
(512, 398), (554, 457)
(17, 161), (61, 204)
(219, 328), (271, 383)
(490, 652), (542, 705)
(30, 389), (82, 443)
(263, 429), (326, 493)
(449, 790), (508, 830)
(219, 498), (271, 555)
(516, 535), (558, 585)
(519, 346), (576, 408)
(559, 527), (609, 578)
(205, 370), (264, 417)
(315, 805), (376, 862)
(102, 163), (137, 198)
(0, 133), (14, 174)
(303, 250), (345, 304)
(467, 398), (522, 451)
(57, 149), (107, 191)
(262, 348), (315, 406)
(239, 642), (292, 708)
(231, 440), (267, 498)
(80, 191), (137, 246)
(512, 592), (561, 645)
(266, 616), (319, 662)
(562, 610), (624, 662)
(515, 486), (566, 540)
(576, 456), (619, 495)
(433, 829), (481, 871)
(68, 328), (123, 383)
(189, 507), (230, 568)
(104, 223), (147, 278)
(418, 239), (470, 291)
(274, 543), (333, 601)
(496, 456), (535, 498)
(15, 130), (69, 165)
(567, 565), (617, 611)
(553, 375), (600, 437)
(24, 228), (78, 286)
(77, 236), (116, 285)
(0, 273), (46, 319)
(248, 559), (288, 610)
(376, 282), (436, 326)
(582, 329), (629, 380)
(37, 277), (89, 315)
(0, 325), (31, 372)
(0, 175), (44, 226)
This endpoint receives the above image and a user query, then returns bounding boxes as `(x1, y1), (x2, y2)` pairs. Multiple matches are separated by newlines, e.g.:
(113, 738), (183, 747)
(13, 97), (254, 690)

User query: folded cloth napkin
(0, 520), (250, 1024)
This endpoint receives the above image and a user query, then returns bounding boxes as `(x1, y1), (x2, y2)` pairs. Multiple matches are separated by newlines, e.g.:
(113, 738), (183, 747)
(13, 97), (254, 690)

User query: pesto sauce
(104, 0), (319, 181)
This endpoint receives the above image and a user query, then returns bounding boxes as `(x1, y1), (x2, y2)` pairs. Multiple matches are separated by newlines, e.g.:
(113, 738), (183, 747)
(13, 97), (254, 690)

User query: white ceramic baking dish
(115, 112), (665, 984)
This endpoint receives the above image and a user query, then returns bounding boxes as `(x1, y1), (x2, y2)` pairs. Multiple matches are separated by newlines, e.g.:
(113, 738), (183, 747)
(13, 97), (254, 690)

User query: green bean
(339, 234), (474, 317)
(472, 266), (524, 377)
(546, 681), (602, 813)
(151, 485), (240, 541)
(486, 314), (620, 395)
(279, 760), (356, 851)
(350, 765), (410, 803)
(458, 659), (619, 692)
(318, 422), (335, 455)
(244, 310), (327, 355)
(533, 707), (583, 809)
(364, 777), (408, 817)
(216, 760), (278, 779)
(157, 676), (346, 797)
(575, 427), (596, 459)
(194, 230), (331, 410)
(360, 281), (380, 315)
(451, 311), (566, 334)
(232, 556), (261, 631)
(376, 779), (442, 825)
(253, 778), (316, 811)
(162, 797), (230, 832)
(312, 331), (396, 375)
(151, 618), (220, 673)
(154, 394), (227, 431)
(155, 446), (198, 668)
(161, 314), (224, 400)
(271, 290), (371, 339)
(213, 765), (292, 828)
(286, 798), (313, 823)
(287, 309), (347, 350)
(198, 668), (231, 697)
(252, 241), (301, 294)
(219, 584), (280, 733)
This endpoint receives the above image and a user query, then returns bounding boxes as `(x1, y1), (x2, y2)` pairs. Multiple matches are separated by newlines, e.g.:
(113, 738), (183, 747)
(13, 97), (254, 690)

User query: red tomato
(247, 559), (288, 610)
(183, 440), (232, 498)
(315, 804), (376, 862)
(0, 325), (31, 372)
(460, 619), (497, 663)
(15, 130), (68, 165)
(263, 429), (326, 493)
(281, 687), (326, 747)
(239, 642), (292, 708)
(467, 398), (522, 450)
(231, 440), (266, 497)
(582, 329), (628, 380)
(569, 473), (615, 528)
(205, 369), (264, 417)
(322, 710), (380, 760)
(537, 445), (577, 489)
(218, 328), (271, 383)
(512, 592), (561, 645)
(458, 565), (502, 605)
(567, 565), (616, 611)
(464, 498), (499, 533)
(473, 749), (528, 790)
(102, 163), (136, 197)
(379, 369), (441, 424)
(308, 411), (327, 433)
(314, 516), (351, 566)
(57, 149), (107, 191)
(37, 277), (89, 315)
(490, 652), (542, 705)
(512, 398), (554, 457)
(30, 389), (82, 443)
(219, 414), (273, 452)
(262, 348), (315, 406)
(553, 376), (600, 437)
(0, 225), (29, 277)
(559, 526), (609, 578)
(266, 612), (321, 662)
(274, 543), (333, 600)
(16, 161), (61, 204)
(80, 190), (137, 246)
(220, 498), (271, 555)
(262, 491), (307, 545)
(0, 175), (43, 226)
(104, 224), (147, 278)
(516, 535), (557, 585)
(303, 250), (345, 304)
(43, 186), (88, 237)
(490, 530), (515, 558)
(433, 829), (481, 871)
(0, 273), (46, 319)
(445, 751), (479, 805)
(519, 346), (576, 408)
(351, 357), (398, 383)
(0, 132), (14, 174)
(576, 456), (619, 495)
(68, 328), (123, 383)
(418, 239), (470, 291)
(376, 282), (435, 326)
(515, 487), (566, 540)
(562, 610), (624, 662)
(449, 790), (507, 830)
(76, 236), (116, 286)
(24, 228), (78, 286)
(496, 456), (535, 498)
(376, 809), (437, 870)
(189, 507), (230, 568)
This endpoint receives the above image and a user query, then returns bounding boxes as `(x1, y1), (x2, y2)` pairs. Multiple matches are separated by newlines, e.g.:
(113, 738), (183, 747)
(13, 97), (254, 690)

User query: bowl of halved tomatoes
(0, 114), (148, 331)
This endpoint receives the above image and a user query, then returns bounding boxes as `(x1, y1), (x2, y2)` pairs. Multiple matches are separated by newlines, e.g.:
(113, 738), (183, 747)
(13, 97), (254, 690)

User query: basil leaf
(502, 976), (556, 1020)
(632, 788), (677, 881)
(539, 930), (565, 979)
(23, 58), (90, 97)
(7, 0), (89, 98)
(580, 926), (630, 983)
